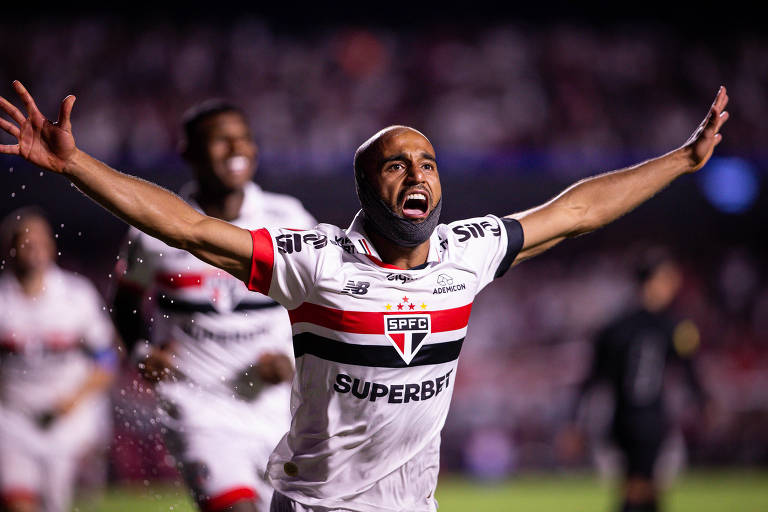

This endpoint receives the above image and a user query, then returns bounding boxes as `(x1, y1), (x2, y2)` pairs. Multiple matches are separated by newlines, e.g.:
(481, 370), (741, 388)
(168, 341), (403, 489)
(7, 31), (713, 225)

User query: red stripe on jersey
(365, 254), (407, 270)
(203, 486), (258, 511)
(155, 272), (204, 289)
(289, 302), (473, 334)
(1, 488), (39, 504)
(247, 228), (275, 295)
(0, 336), (19, 352)
(45, 333), (79, 351)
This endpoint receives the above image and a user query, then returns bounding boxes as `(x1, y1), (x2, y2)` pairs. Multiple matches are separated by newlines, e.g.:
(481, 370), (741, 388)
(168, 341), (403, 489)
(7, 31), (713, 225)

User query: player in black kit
(566, 249), (709, 512)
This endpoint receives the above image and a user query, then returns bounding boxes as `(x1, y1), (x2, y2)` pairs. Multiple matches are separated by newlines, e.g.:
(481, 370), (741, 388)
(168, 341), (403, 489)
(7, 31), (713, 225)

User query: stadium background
(1, 6), (766, 511)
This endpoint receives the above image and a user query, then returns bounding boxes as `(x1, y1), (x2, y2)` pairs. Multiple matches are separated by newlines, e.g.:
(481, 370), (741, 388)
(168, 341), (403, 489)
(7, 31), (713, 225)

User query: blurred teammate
(0, 80), (729, 511)
(564, 249), (709, 512)
(111, 101), (315, 512)
(0, 208), (118, 512)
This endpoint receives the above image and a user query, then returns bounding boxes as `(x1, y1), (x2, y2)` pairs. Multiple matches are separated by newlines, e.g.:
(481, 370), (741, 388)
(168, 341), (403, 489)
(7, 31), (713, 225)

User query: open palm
(685, 86), (730, 172)
(0, 80), (78, 174)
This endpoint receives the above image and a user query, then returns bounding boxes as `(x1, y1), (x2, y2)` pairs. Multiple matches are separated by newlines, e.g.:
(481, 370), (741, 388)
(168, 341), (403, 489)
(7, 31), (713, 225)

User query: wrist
(674, 145), (699, 175)
(61, 148), (87, 177)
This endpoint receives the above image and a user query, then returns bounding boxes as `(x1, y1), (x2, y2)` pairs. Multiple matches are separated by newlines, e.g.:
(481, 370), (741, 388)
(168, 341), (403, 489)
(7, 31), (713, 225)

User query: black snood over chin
(354, 171), (442, 248)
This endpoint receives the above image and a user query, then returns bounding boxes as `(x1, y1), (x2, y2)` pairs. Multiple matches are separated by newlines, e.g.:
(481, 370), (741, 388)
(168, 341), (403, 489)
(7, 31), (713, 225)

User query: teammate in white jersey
(0, 208), (117, 512)
(0, 81), (729, 511)
(111, 101), (315, 512)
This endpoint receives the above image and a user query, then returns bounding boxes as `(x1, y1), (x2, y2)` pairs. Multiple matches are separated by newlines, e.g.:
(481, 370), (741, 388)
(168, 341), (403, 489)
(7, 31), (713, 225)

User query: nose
(405, 163), (426, 183)
(230, 137), (255, 156)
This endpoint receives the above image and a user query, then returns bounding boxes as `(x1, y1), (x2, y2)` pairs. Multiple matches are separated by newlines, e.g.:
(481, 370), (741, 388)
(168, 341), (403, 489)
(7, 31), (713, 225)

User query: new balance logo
(341, 281), (370, 295)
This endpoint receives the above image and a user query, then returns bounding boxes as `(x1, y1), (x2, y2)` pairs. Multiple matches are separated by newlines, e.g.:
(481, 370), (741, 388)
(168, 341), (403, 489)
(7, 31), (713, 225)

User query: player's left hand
(683, 86), (730, 172)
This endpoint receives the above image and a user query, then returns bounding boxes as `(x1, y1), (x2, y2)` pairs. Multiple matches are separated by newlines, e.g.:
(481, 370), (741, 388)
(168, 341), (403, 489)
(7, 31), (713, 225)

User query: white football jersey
(0, 266), (114, 415)
(120, 181), (316, 391)
(246, 211), (524, 512)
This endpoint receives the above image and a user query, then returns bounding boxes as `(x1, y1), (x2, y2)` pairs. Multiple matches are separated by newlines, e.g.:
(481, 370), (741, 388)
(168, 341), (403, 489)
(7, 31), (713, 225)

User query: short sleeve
(117, 227), (156, 290)
(247, 227), (326, 310)
(450, 215), (523, 293)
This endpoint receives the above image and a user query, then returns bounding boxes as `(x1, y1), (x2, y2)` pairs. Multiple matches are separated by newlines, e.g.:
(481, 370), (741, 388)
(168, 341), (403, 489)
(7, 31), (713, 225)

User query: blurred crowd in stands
(1, 16), (766, 483)
(2, 17), (766, 175)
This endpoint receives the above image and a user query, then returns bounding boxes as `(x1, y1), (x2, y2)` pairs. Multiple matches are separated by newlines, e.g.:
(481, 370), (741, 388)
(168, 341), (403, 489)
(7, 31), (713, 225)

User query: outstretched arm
(0, 81), (252, 281)
(509, 87), (730, 264)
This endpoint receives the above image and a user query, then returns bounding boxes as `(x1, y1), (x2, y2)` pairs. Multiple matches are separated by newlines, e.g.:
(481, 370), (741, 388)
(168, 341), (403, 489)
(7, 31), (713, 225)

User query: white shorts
(157, 381), (291, 512)
(0, 398), (111, 512)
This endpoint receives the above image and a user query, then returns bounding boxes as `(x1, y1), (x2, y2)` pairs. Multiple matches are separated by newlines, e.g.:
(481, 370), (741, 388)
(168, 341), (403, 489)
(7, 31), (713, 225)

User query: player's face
(191, 111), (258, 193)
(644, 262), (682, 310)
(12, 217), (55, 274)
(367, 129), (442, 221)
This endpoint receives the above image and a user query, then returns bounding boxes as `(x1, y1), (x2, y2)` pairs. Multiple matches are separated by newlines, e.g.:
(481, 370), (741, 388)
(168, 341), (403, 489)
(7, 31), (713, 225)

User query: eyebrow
(380, 152), (437, 165)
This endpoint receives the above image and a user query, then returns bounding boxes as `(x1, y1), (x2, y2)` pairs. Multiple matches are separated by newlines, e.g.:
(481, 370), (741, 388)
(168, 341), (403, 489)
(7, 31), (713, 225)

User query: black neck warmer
(355, 173), (442, 248)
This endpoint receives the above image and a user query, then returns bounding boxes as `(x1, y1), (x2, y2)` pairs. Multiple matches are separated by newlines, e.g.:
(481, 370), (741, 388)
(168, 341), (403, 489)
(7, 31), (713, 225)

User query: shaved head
(353, 125), (432, 183)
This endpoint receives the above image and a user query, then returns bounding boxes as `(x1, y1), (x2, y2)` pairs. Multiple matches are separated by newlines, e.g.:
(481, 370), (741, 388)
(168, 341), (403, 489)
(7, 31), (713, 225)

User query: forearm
(64, 150), (252, 279)
(64, 150), (206, 250)
(558, 147), (692, 236)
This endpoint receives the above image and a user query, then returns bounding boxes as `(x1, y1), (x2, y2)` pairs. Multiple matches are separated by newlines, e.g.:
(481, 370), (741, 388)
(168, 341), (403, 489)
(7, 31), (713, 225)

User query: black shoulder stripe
(494, 217), (524, 279)
(293, 332), (463, 368)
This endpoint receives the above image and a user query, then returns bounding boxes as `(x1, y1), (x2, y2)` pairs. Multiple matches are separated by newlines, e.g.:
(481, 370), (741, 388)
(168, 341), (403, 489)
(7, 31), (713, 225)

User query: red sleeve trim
(247, 228), (275, 294)
(203, 486), (258, 511)
(1, 488), (39, 505)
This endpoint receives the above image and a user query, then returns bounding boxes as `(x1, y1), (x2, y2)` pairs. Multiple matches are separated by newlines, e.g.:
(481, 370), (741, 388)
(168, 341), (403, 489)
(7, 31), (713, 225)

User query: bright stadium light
(698, 156), (760, 214)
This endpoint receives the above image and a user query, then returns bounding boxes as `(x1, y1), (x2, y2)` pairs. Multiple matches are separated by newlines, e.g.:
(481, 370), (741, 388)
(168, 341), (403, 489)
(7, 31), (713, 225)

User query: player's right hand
(136, 345), (181, 383)
(0, 81), (78, 174)
(255, 352), (295, 384)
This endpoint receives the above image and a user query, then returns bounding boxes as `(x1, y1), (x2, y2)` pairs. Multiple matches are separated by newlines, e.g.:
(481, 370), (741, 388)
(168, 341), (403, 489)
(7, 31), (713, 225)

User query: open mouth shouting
(400, 189), (431, 220)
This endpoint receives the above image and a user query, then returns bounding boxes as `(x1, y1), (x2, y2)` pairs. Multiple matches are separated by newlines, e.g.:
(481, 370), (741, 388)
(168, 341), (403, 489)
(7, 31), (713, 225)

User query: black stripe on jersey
(156, 294), (280, 313)
(293, 332), (464, 367)
(494, 217), (525, 279)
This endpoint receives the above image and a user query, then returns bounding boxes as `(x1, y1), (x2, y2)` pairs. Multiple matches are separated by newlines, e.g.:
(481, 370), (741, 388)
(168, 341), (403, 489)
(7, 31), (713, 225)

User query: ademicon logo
(384, 315), (431, 365)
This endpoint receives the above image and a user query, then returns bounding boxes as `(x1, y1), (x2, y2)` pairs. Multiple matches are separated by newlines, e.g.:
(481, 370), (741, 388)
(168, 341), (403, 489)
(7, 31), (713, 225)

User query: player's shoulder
(270, 222), (349, 256)
(439, 214), (506, 246)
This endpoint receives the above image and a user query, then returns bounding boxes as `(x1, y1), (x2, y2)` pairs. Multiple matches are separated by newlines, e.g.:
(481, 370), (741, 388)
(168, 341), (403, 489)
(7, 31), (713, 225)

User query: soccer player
(564, 249), (709, 512)
(111, 100), (316, 512)
(0, 207), (118, 512)
(0, 80), (729, 512)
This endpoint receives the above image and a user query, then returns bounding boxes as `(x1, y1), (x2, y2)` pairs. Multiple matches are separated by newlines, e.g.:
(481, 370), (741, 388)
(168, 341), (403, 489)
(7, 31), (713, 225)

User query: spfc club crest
(384, 314), (431, 364)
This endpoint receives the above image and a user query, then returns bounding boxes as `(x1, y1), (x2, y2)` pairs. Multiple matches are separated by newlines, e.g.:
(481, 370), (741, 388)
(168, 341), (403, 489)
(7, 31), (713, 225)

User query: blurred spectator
(0, 208), (118, 512)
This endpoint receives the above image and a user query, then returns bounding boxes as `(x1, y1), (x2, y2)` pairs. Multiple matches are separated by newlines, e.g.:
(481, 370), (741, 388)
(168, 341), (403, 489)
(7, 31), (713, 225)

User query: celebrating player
(0, 80), (728, 512)
(111, 100), (315, 512)
(564, 249), (710, 512)
(0, 207), (118, 512)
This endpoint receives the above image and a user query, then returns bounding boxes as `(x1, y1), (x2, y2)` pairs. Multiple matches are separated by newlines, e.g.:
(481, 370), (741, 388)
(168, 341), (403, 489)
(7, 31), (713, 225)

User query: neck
(367, 229), (430, 269)
(14, 267), (46, 297)
(194, 187), (245, 221)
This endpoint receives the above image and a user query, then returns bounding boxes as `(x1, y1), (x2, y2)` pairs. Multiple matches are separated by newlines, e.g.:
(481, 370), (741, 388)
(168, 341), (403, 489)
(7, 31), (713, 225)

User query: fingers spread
(0, 116), (20, 138)
(0, 95), (26, 125)
(12, 81), (41, 119)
